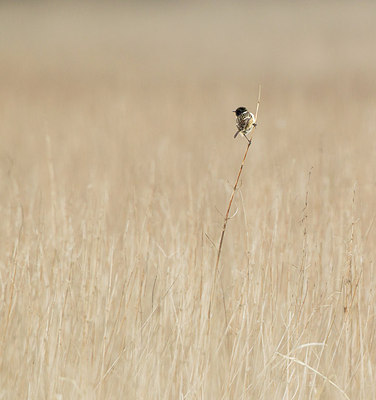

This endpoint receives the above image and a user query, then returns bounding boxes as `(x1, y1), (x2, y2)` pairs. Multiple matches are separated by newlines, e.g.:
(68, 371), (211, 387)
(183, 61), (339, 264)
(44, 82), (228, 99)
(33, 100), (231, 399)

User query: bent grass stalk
(208, 87), (261, 324)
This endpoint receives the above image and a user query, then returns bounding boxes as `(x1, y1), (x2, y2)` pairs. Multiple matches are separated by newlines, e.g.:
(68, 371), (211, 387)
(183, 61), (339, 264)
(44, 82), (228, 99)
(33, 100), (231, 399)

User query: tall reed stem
(208, 87), (261, 322)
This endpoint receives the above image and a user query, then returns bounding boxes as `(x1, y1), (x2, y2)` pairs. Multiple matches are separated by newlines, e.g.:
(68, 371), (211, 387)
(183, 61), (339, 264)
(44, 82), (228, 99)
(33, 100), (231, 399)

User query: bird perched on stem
(233, 107), (257, 140)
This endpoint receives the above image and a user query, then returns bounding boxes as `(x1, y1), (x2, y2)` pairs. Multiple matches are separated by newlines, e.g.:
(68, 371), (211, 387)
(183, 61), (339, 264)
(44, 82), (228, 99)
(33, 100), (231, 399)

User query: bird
(233, 107), (256, 139)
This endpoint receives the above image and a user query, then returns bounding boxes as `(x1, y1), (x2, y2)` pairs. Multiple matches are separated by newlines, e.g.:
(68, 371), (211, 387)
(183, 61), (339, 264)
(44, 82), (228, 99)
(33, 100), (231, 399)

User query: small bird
(233, 107), (256, 139)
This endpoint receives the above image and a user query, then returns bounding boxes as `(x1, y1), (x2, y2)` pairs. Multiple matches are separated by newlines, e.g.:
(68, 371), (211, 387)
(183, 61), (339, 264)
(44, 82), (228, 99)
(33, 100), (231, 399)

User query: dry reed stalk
(208, 87), (261, 323)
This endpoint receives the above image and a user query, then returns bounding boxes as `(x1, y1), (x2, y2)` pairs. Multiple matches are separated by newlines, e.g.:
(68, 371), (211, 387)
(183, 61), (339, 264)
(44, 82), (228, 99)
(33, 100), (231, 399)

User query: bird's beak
(232, 110), (236, 113)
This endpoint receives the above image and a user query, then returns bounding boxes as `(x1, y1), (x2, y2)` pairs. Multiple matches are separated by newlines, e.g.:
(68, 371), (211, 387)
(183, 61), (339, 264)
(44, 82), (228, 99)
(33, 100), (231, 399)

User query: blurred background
(1, 1), (376, 398)
(1, 0), (375, 203)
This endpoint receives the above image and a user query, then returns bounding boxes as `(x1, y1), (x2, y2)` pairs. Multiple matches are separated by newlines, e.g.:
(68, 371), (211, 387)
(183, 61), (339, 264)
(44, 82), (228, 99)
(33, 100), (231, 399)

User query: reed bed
(1, 2), (376, 398)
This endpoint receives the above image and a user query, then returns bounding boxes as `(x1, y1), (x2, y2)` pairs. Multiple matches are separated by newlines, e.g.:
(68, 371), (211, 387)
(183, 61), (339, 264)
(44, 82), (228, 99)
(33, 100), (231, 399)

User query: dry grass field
(1, 1), (376, 399)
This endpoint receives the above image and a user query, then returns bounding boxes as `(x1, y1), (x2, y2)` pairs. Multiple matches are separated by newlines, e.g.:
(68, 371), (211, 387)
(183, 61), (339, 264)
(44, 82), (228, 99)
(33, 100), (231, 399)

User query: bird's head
(233, 107), (247, 116)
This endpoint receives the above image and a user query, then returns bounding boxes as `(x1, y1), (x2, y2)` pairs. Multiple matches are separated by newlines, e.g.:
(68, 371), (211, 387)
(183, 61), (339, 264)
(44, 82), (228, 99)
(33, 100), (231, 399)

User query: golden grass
(1, 2), (376, 398)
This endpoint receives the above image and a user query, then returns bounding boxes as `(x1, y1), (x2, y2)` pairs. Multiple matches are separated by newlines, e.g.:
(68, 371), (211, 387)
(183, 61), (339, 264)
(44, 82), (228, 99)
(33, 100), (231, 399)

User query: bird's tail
(234, 131), (240, 138)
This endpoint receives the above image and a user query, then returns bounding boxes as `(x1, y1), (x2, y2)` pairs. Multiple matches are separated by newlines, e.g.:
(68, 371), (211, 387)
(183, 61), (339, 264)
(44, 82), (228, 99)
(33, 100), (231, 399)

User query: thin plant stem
(208, 87), (261, 324)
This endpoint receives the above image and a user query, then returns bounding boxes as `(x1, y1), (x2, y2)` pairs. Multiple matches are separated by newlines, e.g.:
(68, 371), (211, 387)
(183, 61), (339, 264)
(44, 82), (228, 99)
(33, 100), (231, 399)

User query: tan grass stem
(208, 87), (261, 324)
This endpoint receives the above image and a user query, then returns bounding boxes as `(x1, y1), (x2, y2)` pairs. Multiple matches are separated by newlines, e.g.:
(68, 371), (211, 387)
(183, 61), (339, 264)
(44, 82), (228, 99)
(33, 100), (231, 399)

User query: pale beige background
(1, 1), (376, 399)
